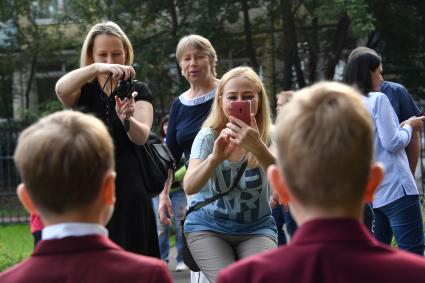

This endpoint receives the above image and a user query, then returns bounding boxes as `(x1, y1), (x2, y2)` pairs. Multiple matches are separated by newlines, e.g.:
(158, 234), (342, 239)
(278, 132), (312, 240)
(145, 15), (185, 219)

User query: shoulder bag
(134, 133), (176, 197)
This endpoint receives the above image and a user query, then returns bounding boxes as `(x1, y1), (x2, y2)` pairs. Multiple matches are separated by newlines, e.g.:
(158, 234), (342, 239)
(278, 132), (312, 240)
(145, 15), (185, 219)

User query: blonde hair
(203, 66), (272, 167)
(14, 110), (114, 215)
(275, 81), (373, 209)
(176, 34), (217, 77)
(80, 21), (134, 67)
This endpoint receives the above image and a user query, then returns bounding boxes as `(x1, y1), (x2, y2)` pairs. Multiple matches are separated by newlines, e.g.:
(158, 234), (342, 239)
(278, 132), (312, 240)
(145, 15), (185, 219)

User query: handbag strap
(185, 161), (248, 216)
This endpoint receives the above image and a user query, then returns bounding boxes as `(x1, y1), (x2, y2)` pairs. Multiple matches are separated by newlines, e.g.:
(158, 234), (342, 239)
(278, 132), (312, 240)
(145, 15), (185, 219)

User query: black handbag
(181, 161), (247, 272)
(134, 133), (176, 197)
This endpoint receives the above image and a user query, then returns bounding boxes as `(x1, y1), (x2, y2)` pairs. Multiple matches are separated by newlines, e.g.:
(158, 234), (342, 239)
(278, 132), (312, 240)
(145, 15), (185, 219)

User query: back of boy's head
(14, 110), (114, 215)
(275, 81), (373, 208)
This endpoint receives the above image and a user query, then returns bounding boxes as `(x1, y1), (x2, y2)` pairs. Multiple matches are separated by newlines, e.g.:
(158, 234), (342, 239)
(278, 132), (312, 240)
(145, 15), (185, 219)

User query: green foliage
(368, 0), (425, 98)
(0, 224), (32, 272)
(38, 99), (64, 117)
(1, 0), (425, 116)
(314, 0), (375, 38)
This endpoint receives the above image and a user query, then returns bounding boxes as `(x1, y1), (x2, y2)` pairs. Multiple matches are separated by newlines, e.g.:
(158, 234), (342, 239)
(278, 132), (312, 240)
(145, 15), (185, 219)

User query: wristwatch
(124, 118), (130, 132)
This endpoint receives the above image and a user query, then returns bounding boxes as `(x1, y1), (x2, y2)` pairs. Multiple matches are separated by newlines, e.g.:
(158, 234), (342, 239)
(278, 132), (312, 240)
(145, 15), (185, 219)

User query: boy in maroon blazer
(0, 110), (172, 283)
(217, 82), (425, 283)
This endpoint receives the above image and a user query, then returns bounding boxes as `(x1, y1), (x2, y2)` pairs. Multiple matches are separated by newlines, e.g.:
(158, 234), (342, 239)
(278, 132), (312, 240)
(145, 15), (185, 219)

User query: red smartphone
(230, 101), (251, 125)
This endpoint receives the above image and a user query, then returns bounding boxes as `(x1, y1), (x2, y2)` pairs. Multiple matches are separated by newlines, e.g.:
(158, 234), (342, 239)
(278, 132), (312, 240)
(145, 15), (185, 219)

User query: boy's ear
(364, 163), (384, 203)
(102, 171), (116, 206)
(267, 164), (290, 205)
(16, 183), (38, 214)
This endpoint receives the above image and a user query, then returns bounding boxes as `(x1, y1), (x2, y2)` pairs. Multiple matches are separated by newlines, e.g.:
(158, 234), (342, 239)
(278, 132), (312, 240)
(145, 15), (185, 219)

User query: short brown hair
(80, 21), (133, 67)
(14, 110), (114, 215)
(275, 82), (373, 208)
(176, 34), (217, 77)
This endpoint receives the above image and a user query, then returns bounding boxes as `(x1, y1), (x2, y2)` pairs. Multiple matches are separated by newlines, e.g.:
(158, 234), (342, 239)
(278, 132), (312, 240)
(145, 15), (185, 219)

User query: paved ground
(167, 246), (190, 283)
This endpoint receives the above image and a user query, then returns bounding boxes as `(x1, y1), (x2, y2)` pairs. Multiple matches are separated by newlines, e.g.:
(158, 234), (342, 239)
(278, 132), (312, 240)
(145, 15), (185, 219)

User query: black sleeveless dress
(76, 80), (160, 257)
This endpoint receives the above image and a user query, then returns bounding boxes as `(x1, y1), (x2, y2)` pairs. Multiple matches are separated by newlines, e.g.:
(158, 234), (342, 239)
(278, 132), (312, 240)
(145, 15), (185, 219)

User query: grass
(0, 222), (176, 273)
(0, 223), (33, 272)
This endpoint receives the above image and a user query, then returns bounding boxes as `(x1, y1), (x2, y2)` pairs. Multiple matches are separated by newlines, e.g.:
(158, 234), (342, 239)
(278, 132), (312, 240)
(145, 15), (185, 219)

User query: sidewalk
(168, 245), (190, 283)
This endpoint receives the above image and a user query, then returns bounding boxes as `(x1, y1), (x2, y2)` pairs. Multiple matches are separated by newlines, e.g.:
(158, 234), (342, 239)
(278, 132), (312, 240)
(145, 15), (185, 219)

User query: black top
(75, 80), (160, 258)
(77, 80), (152, 154)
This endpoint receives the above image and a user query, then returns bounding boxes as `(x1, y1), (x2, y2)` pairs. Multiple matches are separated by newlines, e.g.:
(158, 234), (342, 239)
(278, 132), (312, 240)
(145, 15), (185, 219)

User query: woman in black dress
(55, 21), (159, 257)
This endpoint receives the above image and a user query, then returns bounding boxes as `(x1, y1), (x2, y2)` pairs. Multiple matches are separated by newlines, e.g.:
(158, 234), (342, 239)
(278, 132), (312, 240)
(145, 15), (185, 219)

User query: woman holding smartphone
(344, 47), (425, 255)
(183, 66), (277, 282)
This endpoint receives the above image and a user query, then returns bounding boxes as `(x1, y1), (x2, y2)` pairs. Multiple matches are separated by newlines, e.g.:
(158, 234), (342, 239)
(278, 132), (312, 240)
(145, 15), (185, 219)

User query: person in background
(344, 47), (425, 255)
(217, 81), (425, 283)
(380, 81), (422, 175)
(30, 213), (43, 247)
(152, 115), (188, 271)
(158, 34), (219, 283)
(55, 21), (159, 257)
(183, 66), (277, 282)
(271, 91), (297, 245)
(0, 110), (172, 283)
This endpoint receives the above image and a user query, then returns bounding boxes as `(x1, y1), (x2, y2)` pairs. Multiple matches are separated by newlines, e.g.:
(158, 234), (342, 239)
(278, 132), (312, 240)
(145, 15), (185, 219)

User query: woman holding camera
(55, 21), (159, 257)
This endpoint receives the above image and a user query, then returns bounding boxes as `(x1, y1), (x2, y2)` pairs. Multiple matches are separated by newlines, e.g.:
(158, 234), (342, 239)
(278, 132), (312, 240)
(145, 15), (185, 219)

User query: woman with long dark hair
(343, 47), (425, 255)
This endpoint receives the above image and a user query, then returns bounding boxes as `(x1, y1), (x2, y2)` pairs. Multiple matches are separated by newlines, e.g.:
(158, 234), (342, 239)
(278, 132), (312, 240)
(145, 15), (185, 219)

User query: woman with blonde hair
(182, 66), (277, 282)
(55, 21), (159, 257)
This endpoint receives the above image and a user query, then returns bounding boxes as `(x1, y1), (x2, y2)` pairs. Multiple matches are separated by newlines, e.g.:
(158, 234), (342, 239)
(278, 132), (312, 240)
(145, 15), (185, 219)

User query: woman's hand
(158, 169), (174, 225)
(115, 91), (138, 121)
(404, 116), (425, 132)
(94, 63), (135, 81)
(269, 190), (280, 209)
(211, 128), (237, 163)
(226, 115), (262, 152)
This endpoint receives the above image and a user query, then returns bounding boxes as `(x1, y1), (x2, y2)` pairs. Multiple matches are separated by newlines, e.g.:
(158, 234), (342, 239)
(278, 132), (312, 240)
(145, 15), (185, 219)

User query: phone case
(230, 101), (251, 125)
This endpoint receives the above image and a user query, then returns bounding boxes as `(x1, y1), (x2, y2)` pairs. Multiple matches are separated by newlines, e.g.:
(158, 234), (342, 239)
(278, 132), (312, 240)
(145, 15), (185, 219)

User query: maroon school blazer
(217, 218), (425, 283)
(0, 234), (172, 283)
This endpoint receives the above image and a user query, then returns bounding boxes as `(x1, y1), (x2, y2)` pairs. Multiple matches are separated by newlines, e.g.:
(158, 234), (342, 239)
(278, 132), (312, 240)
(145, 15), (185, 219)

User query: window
(31, 0), (65, 25)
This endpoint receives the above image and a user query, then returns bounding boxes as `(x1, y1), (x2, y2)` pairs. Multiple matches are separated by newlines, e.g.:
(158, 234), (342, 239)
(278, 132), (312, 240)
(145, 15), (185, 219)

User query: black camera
(116, 78), (135, 99)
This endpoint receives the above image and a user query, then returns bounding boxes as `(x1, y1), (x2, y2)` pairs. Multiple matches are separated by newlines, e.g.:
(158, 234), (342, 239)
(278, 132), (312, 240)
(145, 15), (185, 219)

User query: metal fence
(0, 121), (31, 224)
(1, 118), (425, 224)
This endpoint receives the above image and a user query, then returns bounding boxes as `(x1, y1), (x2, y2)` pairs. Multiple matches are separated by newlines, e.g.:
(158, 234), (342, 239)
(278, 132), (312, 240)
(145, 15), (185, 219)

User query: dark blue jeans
(272, 205), (297, 245)
(152, 190), (187, 262)
(373, 194), (424, 255)
(283, 207), (297, 237)
(272, 205), (286, 245)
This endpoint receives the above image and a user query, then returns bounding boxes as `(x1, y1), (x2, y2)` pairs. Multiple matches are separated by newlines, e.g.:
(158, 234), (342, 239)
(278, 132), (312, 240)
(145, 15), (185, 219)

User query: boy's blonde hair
(275, 82), (373, 208)
(14, 110), (114, 215)
(176, 34), (218, 77)
(203, 66), (272, 167)
(80, 21), (134, 67)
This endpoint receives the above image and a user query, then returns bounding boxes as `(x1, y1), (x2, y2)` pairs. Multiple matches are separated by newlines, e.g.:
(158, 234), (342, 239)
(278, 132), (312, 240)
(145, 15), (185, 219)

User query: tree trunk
(324, 13), (350, 80)
(281, 0), (305, 89)
(281, 0), (293, 89)
(269, 0), (277, 97)
(169, 0), (180, 74)
(308, 11), (319, 83)
(241, 0), (258, 70)
(25, 55), (37, 111)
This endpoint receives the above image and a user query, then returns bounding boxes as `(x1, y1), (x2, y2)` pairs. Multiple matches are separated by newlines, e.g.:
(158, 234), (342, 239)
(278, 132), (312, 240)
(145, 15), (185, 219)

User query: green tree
(368, 0), (425, 98)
